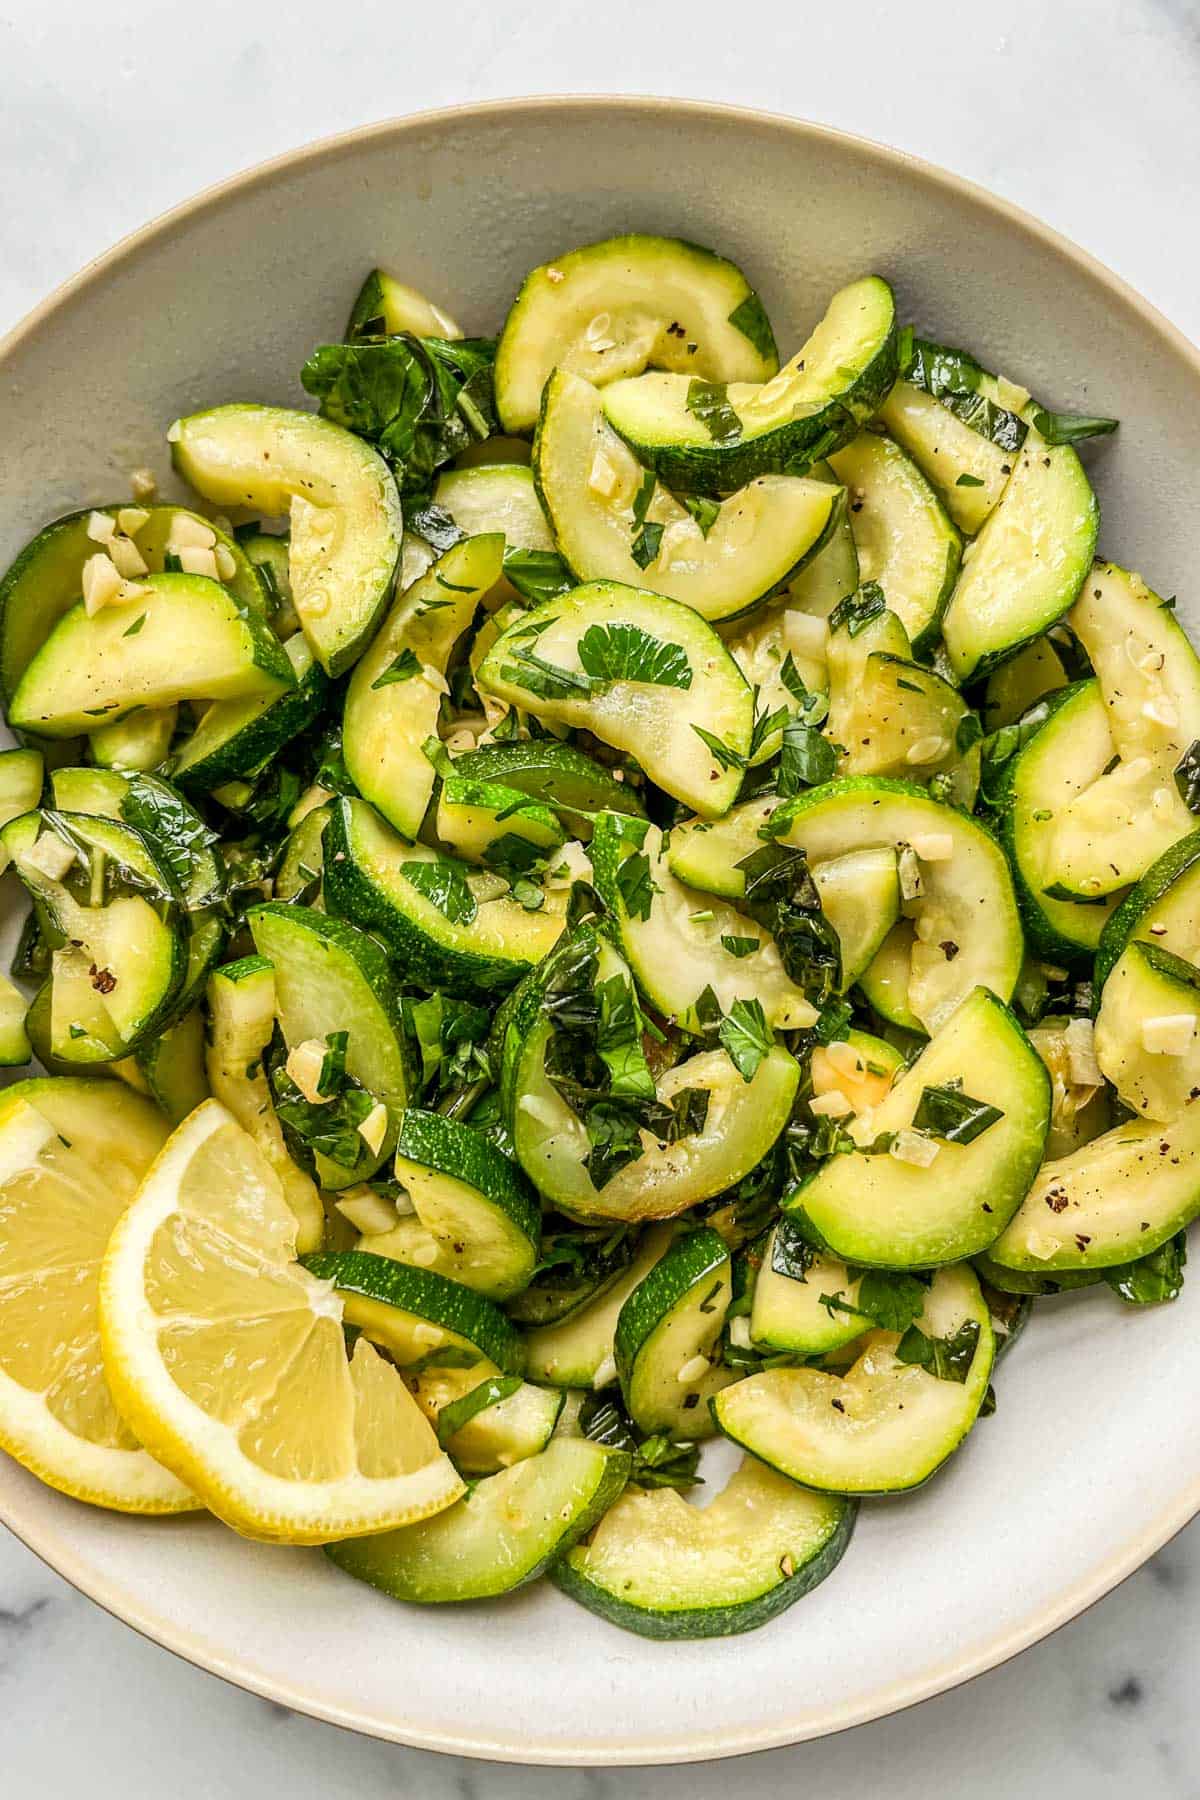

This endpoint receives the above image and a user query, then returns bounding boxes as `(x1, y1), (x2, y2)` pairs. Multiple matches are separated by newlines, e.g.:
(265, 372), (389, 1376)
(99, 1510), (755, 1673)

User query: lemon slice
(99, 1099), (465, 1543)
(0, 1077), (195, 1513)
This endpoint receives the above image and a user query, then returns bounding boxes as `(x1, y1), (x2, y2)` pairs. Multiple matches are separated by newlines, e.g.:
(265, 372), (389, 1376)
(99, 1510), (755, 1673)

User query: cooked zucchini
(170, 404), (403, 676)
(827, 433), (960, 653)
(614, 1227), (733, 1438)
(171, 633), (327, 793)
(495, 234), (778, 433)
(601, 276), (897, 494)
(1095, 942), (1200, 1121)
(534, 369), (840, 622)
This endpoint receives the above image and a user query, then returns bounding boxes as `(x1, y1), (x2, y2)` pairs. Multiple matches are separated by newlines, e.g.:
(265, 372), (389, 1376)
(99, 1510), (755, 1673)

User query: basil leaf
(1030, 408), (1119, 446)
(778, 719), (837, 795)
(955, 473), (985, 488)
(615, 850), (657, 921)
(851, 1268), (927, 1333)
(686, 379), (743, 445)
(1175, 741), (1200, 813)
(404, 498), (465, 552)
(668, 1086), (710, 1141)
(400, 856), (478, 926)
(895, 1318), (980, 1382)
(577, 621), (692, 689)
(1101, 1232), (1187, 1306)
(119, 776), (217, 901)
(727, 292), (777, 363)
(770, 1218), (816, 1282)
(682, 493), (721, 537)
(735, 841), (840, 1004)
(436, 1375), (524, 1446)
(955, 712), (984, 754)
(578, 1392), (702, 1491)
(912, 1082), (1004, 1144)
(371, 646), (423, 688)
(268, 1037), (379, 1176)
(721, 934), (759, 959)
(691, 724), (746, 771)
(828, 582), (887, 637)
(595, 972), (656, 1102)
(498, 644), (595, 702)
(501, 547), (574, 605)
(718, 997), (773, 1082)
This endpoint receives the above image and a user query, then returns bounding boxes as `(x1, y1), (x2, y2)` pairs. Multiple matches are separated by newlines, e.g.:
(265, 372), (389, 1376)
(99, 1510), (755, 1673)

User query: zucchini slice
(0, 504), (267, 707)
(89, 705), (178, 773)
(170, 403), (404, 676)
(9, 572), (294, 739)
(504, 1013), (799, 1224)
(834, 652), (978, 802)
(407, 1366), (563, 1475)
(589, 813), (817, 1033)
(553, 1453), (853, 1639)
(523, 1226), (674, 1387)
(302, 1249), (523, 1375)
(614, 1227), (733, 1438)
(940, 434), (1098, 681)
(435, 776), (565, 871)
(750, 1220), (873, 1358)
(0, 749), (44, 870)
(988, 1101), (1200, 1271)
(323, 797), (564, 996)
(1046, 564), (1200, 897)
(205, 955), (324, 1253)
(476, 580), (754, 817)
(1096, 831), (1200, 990)
(495, 234), (778, 434)
(784, 462), (860, 614)
(434, 463), (553, 550)
(669, 778), (1024, 1031)
(812, 846), (903, 992)
(601, 276), (897, 495)
(342, 534), (504, 838)
(784, 987), (1050, 1267)
(989, 681), (1121, 958)
(714, 1263), (995, 1494)
(827, 433), (961, 652)
(450, 739), (645, 838)
(247, 901), (411, 1188)
(533, 369), (840, 623)
(171, 633), (328, 793)
(347, 268), (463, 341)
(0, 971), (31, 1066)
(134, 1005), (209, 1124)
(983, 637), (1067, 730)
(1094, 942), (1200, 1122)
(878, 379), (1015, 535)
(367, 1109), (541, 1301)
(3, 808), (186, 1064)
(506, 1226), (637, 1328)
(326, 1436), (630, 1603)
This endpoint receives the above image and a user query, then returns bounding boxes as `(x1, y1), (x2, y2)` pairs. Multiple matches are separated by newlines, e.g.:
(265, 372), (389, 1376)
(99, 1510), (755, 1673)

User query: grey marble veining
(2, 0), (1200, 1792)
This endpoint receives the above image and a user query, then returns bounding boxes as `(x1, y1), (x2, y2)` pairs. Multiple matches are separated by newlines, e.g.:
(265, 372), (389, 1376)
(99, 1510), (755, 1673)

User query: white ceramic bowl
(2, 97), (1199, 1767)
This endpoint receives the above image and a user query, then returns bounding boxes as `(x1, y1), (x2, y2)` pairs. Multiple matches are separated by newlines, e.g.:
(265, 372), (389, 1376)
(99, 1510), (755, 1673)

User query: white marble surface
(3, 0), (1200, 1791)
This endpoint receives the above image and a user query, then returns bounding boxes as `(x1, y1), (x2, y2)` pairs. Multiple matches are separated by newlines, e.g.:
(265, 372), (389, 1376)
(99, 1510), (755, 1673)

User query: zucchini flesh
(342, 535), (504, 837)
(9, 572), (294, 738)
(1094, 941), (1200, 1122)
(614, 1227), (732, 1438)
(171, 632), (327, 793)
(170, 404), (403, 677)
(989, 1101), (1200, 1271)
(1095, 831), (1200, 990)
(941, 435), (1098, 681)
(714, 1263), (995, 1494)
(325, 1437), (630, 1602)
(406, 1364), (562, 1475)
(827, 433), (960, 652)
(534, 369), (840, 623)
(879, 379), (1013, 535)
(553, 1455), (853, 1639)
(90, 705), (178, 772)
(477, 580), (754, 818)
(784, 987), (1050, 1267)
(600, 276), (897, 494)
(810, 846), (902, 990)
(495, 233), (778, 434)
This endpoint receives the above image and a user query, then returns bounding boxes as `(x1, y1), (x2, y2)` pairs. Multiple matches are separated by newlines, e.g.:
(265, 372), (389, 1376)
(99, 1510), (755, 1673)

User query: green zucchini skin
(171, 637), (329, 793)
(302, 1249), (524, 1376)
(1094, 830), (1200, 991)
(613, 1226), (731, 1438)
(551, 1483), (855, 1641)
(322, 796), (563, 997)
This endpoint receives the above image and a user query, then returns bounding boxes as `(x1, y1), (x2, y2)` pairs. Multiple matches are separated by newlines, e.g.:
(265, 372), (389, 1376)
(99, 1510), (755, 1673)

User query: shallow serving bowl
(1, 96), (1199, 1765)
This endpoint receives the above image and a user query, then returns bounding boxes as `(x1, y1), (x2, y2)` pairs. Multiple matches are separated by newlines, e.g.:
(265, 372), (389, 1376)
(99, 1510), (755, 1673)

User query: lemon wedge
(0, 1078), (194, 1513)
(99, 1099), (464, 1543)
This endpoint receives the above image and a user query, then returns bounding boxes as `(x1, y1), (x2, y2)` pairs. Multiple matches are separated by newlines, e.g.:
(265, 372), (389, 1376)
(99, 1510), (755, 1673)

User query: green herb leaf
(1101, 1231), (1187, 1306)
(371, 646), (423, 688)
(577, 621), (692, 689)
(828, 582), (887, 637)
(726, 292), (777, 363)
(615, 849), (657, 921)
(121, 612), (148, 637)
(691, 724), (746, 772)
(1175, 741), (1200, 813)
(686, 379), (743, 445)
(119, 776), (218, 901)
(955, 473), (985, 488)
(501, 547), (574, 605)
(400, 855), (478, 926)
(1030, 408), (1119, 446)
(770, 1219), (816, 1282)
(718, 997), (773, 1082)
(721, 934), (759, 959)
(912, 1081), (1004, 1144)
(681, 493), (721, 537)
(436, 1375), (524, 1446)
(778, 719), (837, 794)
(895, 1318), (980, 1382)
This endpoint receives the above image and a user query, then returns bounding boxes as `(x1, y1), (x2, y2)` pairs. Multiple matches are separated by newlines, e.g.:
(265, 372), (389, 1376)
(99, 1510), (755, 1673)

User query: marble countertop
(3, 0), (1200, 1792)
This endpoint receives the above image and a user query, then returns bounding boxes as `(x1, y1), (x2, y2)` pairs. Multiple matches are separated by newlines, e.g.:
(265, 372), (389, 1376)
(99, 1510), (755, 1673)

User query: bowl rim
(2, 92), (1200, 1767)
